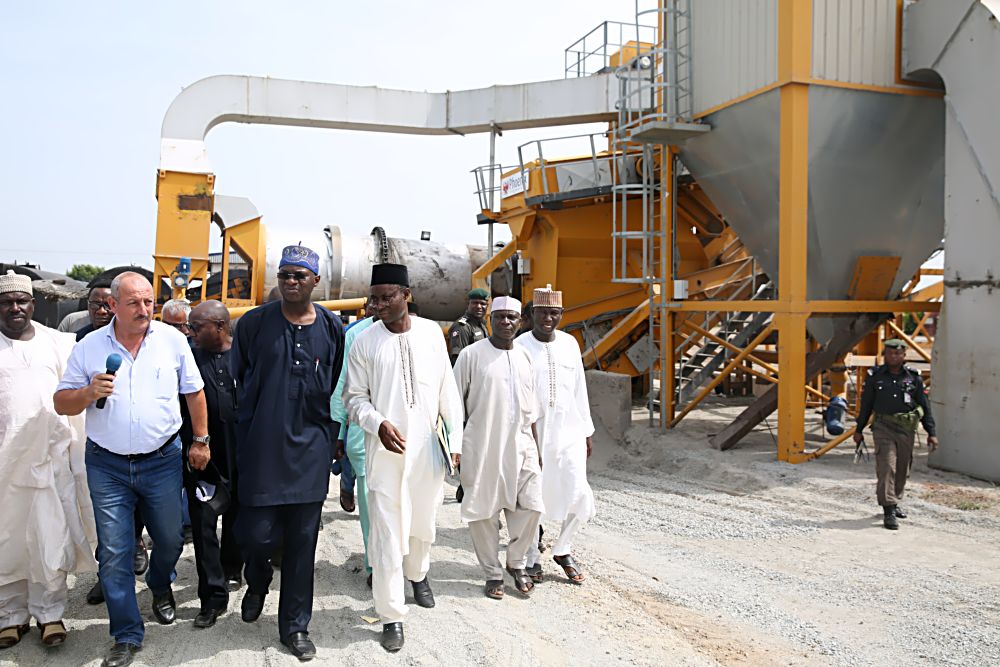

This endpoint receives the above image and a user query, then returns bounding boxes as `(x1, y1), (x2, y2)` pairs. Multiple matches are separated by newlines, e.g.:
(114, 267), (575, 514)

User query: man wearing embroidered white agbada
(345, 263), (464, 654)
(0, 271), (96, 650)
(518, 285), (595, 584)
(454, 295), (544, 601)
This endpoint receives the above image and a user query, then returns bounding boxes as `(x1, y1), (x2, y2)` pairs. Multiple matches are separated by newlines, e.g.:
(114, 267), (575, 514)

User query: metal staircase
(676, 281), (774, 404)
(605, 0), (710, 422)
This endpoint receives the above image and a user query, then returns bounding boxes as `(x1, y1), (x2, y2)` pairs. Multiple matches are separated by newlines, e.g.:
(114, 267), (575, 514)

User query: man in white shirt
(54, 272), (210, 667)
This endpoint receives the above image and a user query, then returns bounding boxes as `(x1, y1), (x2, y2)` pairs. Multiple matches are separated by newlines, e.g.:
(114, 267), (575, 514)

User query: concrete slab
(586, 370), (632, 441)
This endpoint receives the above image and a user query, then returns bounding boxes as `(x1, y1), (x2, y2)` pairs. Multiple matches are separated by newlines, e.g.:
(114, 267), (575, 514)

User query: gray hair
(109, 271), (149, 299)
(161, 298), (192, 319)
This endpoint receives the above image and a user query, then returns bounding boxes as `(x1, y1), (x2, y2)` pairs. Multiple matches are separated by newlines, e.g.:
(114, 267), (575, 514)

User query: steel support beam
(775, 0), (813, 462)
(709, 313), (888, 451)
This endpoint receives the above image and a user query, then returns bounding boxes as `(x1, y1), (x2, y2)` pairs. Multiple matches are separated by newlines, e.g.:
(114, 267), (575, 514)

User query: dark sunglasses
(165, 321), (191, 331)
(88, 301), (113, 312)
(277, 271), (313, 282)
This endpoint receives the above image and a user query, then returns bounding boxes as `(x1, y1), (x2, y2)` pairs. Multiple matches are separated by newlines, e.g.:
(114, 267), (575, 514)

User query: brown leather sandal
(484, 580), (504, 599)
(553, 554), (585, 584)
(0, 624), (29, 649)
(38, 620), (67, 646)
(504, 566), (534, 595)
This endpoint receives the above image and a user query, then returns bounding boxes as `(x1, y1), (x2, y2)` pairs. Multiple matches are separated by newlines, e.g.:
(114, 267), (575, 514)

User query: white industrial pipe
(263, 225), (510, 322)
(160, 74), (618, 173)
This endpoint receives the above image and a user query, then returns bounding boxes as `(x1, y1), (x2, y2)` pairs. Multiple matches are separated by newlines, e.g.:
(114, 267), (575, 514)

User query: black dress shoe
(410, 577), (435, 608)
(455, 485), (464, 503)
(381, 622), (404, 652)
(87, 579), (105, 605)
(282, 632), (317, 661)
(102, 642), (140, 667)
(151, 591), (176, 624)
(193, 607), (224, 628)
(894, 506), (907, 519)
(340, 489), (356, 513)
(132, 541), (149, 576)
(366, 573), (373, 589)
(241, 591), (266, 622)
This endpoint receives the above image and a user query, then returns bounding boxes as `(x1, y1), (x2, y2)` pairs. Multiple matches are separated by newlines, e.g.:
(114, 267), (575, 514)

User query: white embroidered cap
(0, 270), (32, 296)
(489, 295), (522, 314)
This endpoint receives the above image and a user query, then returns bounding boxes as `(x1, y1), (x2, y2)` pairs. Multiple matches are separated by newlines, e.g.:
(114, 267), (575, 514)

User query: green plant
(67, 263), (105, 282)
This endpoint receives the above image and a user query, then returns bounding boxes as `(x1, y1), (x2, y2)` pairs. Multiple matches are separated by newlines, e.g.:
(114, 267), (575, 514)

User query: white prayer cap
(490, 295), (521, 314)
(0, 270), (32, 296)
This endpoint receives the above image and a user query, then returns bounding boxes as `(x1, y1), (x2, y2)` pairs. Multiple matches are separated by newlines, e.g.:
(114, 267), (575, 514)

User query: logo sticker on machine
(500, 171), (528, 198)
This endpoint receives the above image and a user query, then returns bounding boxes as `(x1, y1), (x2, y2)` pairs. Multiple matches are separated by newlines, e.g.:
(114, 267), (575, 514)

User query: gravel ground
(4, 399), (1000, 666)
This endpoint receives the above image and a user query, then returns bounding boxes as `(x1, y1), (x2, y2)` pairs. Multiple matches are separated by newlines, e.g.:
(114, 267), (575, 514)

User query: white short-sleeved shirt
(56, 318), (204, 454)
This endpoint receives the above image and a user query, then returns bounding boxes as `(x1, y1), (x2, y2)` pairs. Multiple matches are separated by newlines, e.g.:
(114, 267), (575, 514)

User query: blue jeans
(86, 438), (184, 647)
(330, 439), (356, 494)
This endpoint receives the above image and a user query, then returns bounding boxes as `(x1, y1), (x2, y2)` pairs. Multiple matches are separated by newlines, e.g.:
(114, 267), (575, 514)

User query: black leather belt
(88, 434), (179, 461)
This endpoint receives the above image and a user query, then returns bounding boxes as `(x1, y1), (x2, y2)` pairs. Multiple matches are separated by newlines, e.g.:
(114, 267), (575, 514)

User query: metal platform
(628, 120), (710, 145)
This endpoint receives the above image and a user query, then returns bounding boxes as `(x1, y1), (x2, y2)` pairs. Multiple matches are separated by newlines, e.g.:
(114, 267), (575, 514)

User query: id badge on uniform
(903, 392), (912, 405)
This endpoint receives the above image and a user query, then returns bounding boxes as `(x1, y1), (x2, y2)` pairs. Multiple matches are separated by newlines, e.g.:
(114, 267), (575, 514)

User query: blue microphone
(96, 353), (123, 410)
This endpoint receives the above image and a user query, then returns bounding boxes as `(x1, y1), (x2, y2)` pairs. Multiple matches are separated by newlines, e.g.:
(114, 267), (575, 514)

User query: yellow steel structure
(218, 217), (267, 308)
(153, 169), (270, 316)
(643, 0), (942, 461)
(153, 170), (214, 303)
(226, 298), (366, 319)
(475, 153), (760, 380)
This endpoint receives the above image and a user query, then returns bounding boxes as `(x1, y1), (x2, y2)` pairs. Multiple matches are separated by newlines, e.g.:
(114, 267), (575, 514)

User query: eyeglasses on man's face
(164, 320), (191, 332)
(369, 289), (404, 306)
(277, 271), (313, 282)
(88, 301), (112, 312)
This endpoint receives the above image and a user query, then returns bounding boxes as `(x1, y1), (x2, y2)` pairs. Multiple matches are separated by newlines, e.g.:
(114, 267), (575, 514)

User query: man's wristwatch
(192, 435), (211, 446)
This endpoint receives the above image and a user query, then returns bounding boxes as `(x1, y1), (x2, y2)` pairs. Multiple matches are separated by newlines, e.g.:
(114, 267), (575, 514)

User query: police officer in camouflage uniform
(853, 339), (939, 530)
(448, 288), (490, 365)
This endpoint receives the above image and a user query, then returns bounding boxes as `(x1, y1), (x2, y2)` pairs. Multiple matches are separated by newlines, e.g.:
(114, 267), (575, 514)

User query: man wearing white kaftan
(345, 263), (463, 653)
(454, 296), (544, 599)
(0, 271), (96, 649)
(517, 285), (595, 584)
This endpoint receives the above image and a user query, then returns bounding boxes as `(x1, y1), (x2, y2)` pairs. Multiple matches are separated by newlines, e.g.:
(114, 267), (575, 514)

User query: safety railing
(470, 163), (519, 213)
(616, 2), (695, 129)
(516, 132), (642, 199)
(564, 20), (657, 78)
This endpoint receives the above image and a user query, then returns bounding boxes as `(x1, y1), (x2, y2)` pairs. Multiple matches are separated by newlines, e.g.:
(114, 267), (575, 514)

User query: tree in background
(67, 263), (105, 282)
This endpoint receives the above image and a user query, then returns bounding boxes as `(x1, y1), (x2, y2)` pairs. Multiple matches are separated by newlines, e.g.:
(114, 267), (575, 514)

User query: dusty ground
(5, 400), (1000, 666)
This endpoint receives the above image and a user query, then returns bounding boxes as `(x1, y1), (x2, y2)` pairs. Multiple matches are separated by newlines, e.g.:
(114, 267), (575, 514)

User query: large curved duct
(262, 226), (511, 322)
(160, 75), (618, 174)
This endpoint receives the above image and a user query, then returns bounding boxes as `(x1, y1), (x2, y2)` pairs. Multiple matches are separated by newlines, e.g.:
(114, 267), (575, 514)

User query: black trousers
(236, 502), (323, 641)
(185, 484), (242, 611)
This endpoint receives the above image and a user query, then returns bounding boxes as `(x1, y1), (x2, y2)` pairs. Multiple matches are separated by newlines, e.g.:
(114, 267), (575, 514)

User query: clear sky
(0, 1), (651, 275)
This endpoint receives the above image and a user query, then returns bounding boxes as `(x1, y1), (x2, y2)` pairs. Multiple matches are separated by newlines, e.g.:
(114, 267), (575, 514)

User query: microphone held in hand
(96, 353), (123, 410)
